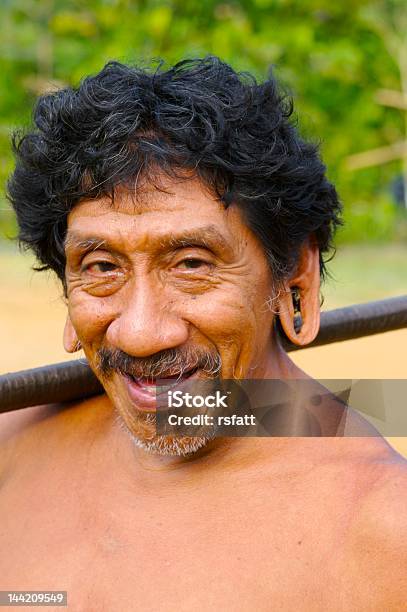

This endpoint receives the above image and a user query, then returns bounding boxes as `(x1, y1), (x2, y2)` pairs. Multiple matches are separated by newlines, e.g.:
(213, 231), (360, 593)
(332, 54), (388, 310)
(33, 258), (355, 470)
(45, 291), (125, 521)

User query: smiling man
(1, 57), (406, 610)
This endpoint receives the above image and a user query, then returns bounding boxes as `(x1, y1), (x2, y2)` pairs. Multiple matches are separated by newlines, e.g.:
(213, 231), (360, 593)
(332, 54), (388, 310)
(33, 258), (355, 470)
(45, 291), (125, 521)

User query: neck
(250, 331), (310, 380)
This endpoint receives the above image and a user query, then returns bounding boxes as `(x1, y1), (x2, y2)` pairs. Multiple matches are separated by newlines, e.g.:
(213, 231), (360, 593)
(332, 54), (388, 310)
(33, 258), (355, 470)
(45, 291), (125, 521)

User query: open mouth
(122, 367), (200, 411)
(126, 366), (199, 388)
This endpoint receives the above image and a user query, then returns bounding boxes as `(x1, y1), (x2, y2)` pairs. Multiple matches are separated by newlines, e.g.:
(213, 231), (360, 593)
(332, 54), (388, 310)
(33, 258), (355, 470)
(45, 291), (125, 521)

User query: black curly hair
(8, 56), (342, 290)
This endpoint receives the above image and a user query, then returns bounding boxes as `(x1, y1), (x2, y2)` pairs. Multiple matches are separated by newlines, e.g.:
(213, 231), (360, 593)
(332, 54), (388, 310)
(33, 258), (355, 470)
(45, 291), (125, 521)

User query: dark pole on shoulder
(0, 295), (406, 414)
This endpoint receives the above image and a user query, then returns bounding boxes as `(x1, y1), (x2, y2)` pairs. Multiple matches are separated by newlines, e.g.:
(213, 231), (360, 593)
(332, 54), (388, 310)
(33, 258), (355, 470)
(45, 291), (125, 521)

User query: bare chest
(0, 466), (345, 611)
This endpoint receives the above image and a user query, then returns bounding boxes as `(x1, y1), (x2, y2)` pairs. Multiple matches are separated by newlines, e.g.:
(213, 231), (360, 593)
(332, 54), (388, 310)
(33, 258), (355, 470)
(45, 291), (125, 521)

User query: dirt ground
(1, 247), (406, 456)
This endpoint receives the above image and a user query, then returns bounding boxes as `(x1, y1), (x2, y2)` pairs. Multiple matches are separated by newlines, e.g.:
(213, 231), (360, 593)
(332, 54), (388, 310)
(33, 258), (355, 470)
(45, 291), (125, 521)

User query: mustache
(96, 346), (222, 380)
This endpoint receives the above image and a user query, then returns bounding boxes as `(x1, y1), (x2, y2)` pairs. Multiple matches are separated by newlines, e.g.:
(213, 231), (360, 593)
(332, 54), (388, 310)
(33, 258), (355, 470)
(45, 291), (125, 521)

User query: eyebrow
(163, 226), (228, 251)
(64, 235), (107, 252)
(64, 225), (231, 256)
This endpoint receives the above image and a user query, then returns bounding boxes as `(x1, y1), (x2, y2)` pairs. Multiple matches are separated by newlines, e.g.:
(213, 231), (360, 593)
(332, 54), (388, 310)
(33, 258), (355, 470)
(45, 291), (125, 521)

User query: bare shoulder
(337, 439), (407, 608)
(0, 404), (61, 483)
(0, 394), (109, 473)
(0, 404), (62, 443)
(344, 437), (407, 523)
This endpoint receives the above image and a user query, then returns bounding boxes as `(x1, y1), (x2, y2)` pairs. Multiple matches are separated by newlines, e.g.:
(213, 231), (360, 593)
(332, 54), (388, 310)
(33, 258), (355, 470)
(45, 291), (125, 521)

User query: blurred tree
(346, 1), (407, 209)
(0, 0), (406, 241)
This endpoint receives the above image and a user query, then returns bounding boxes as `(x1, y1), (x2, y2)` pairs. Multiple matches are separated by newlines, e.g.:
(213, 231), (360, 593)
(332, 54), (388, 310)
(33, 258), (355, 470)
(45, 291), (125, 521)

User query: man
(1, 57), (406, 610)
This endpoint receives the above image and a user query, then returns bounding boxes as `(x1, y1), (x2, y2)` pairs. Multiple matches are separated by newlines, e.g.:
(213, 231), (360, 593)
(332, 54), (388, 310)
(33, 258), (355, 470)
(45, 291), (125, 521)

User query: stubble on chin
(113, 409), (214, 457)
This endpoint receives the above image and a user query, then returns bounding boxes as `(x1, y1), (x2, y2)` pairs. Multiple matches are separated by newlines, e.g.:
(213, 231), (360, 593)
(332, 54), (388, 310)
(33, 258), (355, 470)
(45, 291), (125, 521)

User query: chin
(115, 409), (215, 457)
(132, 434), (213, 457)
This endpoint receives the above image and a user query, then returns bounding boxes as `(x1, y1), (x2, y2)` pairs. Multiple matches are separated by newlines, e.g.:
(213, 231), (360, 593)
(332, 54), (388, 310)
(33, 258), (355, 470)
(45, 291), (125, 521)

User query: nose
(105, 277), (189, 357)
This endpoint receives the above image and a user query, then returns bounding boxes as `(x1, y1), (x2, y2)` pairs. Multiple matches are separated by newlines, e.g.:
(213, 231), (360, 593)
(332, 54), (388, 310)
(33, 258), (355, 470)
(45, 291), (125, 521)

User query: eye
(83, 261), (118, 275)
(176, 258), (210, 270)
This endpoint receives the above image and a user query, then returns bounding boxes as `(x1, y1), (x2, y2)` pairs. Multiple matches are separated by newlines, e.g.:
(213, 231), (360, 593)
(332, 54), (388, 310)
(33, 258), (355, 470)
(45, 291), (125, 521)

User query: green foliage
(337, 196), (406, 243)
(0, 0), (406, 241)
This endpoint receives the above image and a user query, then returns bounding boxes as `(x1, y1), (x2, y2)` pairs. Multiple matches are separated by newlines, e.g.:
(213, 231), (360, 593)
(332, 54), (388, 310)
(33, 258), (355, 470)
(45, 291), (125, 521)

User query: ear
(277, 237), (321, 346)
(63, 316), (81, 353)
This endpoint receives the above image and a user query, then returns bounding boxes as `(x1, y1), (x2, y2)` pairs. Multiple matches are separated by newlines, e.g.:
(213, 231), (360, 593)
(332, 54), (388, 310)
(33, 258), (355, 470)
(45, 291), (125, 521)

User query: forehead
(66, 176), (250, 251)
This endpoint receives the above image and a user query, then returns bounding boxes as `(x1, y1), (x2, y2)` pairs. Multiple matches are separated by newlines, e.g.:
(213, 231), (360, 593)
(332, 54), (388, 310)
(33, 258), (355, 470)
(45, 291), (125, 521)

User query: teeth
(138, 381), (181, 394)
(125, 369), (198, 393)
(135, 373), (196, 394)
(139, 385), (157, 395)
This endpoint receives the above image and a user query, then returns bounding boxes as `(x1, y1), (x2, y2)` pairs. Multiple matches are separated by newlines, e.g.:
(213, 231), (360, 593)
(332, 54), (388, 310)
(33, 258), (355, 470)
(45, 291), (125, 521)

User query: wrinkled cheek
(204, 291), (261, 336)
(223, 290), (273, 374)
(188, 295), (261, 374)
(68, 294), (112, 350)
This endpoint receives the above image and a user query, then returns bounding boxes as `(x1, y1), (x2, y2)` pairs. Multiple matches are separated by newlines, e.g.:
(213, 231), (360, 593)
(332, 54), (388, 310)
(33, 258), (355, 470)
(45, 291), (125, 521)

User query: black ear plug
(292, 287), (303, 333)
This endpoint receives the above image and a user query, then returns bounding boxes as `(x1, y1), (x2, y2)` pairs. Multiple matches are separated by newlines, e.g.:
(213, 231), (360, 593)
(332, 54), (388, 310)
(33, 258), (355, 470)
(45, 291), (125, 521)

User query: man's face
(64, 175), (276, 455)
